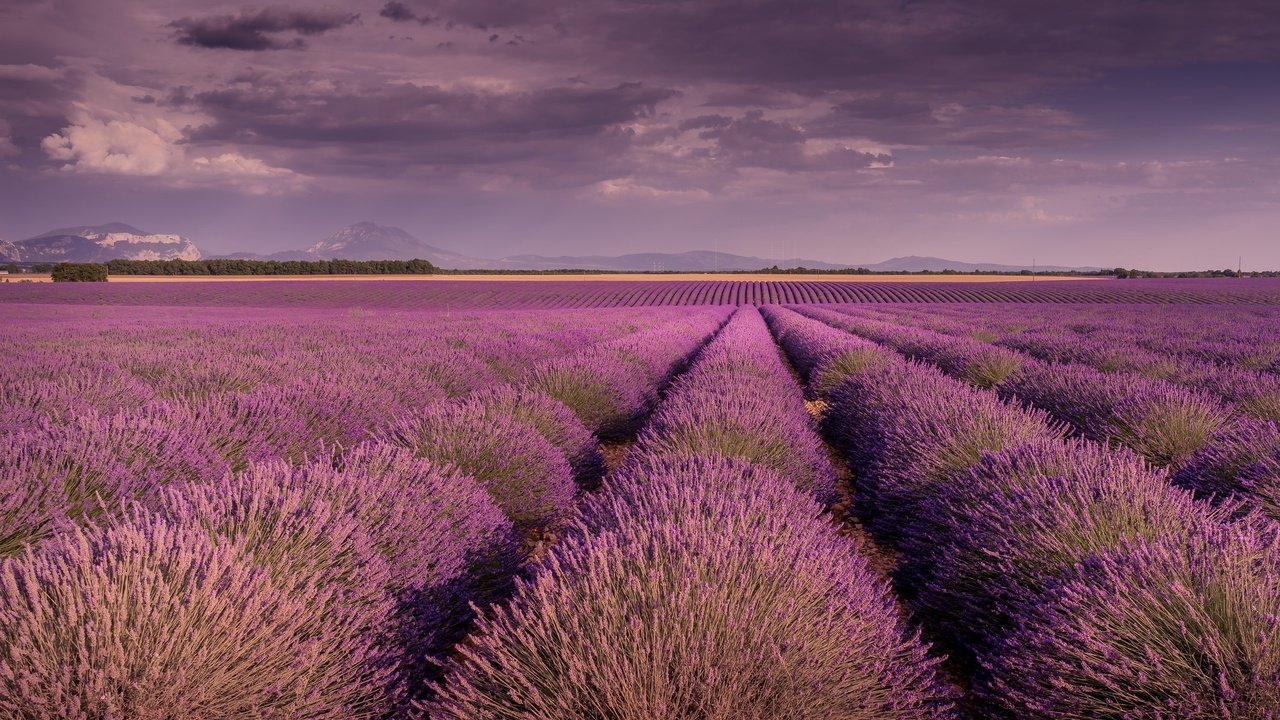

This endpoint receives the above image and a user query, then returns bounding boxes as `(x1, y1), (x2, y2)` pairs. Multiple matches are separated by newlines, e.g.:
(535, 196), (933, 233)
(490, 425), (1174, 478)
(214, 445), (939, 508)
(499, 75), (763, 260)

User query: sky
(2, 1), (1279, 269)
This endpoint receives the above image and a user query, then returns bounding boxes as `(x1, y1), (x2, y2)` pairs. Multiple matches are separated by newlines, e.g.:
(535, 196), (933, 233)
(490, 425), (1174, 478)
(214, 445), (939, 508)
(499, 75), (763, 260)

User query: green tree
(51, 263), (108, 282)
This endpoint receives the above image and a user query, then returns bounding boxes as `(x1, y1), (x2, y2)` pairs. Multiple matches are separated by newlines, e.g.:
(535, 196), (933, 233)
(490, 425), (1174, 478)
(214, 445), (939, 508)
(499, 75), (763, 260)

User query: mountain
(4, 223), (202, 263)
(499, 250), (851, 272)
(495, 252), (1098, 273)
(0, 238), (18, 263)
(867, 255), (1100, 273)
(194, 221), (1101, 273)
(305, 222), (487, 267)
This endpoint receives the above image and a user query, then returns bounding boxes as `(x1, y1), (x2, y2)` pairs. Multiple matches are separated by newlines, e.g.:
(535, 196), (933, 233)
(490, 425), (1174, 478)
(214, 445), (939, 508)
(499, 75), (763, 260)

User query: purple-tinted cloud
(380, 2), (431, 25)
(170, 8), (360, 50)
(1, 0), (1279, 268)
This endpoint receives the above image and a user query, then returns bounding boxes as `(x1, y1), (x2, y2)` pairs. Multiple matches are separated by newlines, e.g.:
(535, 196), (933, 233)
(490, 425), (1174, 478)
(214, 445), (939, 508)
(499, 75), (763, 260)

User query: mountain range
(0, 221), (1100, 273)
(0, 223), (201, 263)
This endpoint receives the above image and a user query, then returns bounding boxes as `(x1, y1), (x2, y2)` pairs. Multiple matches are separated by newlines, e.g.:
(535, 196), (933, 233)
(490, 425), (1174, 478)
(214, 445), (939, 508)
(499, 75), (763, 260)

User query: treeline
(51, 263), (109, 282)
(1113, 268), (1280, 278)
(104, 258), (438, 276)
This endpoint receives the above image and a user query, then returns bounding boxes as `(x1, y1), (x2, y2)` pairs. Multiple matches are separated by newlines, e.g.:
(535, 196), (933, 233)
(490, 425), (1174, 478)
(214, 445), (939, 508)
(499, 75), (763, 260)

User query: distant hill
(10, 219), (1102, 273)
(275, 224), (1101, 272)
(867, 255), (1100, 273)
(305, 222), (484, 267)
(498, 250), (852, 272)
(2, 223), (202, 263)
(496, 252), (1098, 273)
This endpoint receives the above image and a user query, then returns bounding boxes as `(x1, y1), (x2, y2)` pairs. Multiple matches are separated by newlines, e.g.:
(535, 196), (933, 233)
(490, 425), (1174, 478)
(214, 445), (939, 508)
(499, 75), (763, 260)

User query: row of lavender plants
(870, 303), (1280, 373)
(0, 307), (714, 553)
(8, 276), (1280, 309)
(843, 304), (1280, 527)
(0, 307), (729, 717)
(764, 304), (1280, 718)
(796, 305), (1280, 522)
(853, 303), (1280, 421)
(425, 307), (956, 719)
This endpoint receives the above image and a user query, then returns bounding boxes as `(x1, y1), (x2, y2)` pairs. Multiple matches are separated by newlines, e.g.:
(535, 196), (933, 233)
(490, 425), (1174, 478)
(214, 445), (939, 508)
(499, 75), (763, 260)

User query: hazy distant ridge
(292, 223), (1102, 272)
(4, 221), (1101, 272)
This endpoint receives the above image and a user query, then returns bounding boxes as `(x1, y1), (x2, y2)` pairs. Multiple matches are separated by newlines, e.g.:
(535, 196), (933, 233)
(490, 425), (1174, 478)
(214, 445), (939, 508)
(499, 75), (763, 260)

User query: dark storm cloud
(530, 0), (1280, 92)
(687, 110), (891, 171)
(379, 2), (431, 25)
(809, 96), (1096, 150)
(170, 75), (677, 180)
(0, 63), (87, 163)
(169, 8), (360, 50)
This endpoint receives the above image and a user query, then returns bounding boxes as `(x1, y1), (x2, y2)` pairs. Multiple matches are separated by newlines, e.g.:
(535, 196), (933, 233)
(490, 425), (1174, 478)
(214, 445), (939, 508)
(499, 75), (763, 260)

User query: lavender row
(807, 305), (1280, 521)
(380, 309), (730, 530)
(834, 302), (1280, 520)
(7, 276), (1280, 309)
(1, 444), (521, 717)
(1, 308), (729, 556)
(855, 303), (1280, 421)
(426, 308), (956, 718)
(626, 307), (839, 501)
(0, 308), (731, 717)
(868, 302), (1280, 373)
(763, 305), (1280, 719)
(0, 306), (682, 434)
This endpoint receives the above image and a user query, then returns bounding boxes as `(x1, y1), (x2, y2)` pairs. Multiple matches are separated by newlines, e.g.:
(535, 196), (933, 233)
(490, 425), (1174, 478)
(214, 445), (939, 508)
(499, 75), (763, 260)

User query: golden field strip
(4, 273), (1104, 284)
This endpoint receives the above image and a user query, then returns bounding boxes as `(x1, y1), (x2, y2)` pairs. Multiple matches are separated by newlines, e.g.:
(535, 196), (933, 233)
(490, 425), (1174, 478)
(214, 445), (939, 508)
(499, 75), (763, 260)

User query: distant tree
(1113, 268), (1130, 278)
(51, 263), (108, 282)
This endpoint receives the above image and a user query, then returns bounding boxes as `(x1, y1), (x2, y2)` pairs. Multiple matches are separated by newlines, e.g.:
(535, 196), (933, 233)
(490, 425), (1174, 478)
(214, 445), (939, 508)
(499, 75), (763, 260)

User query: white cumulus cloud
(41, 105), (304, 193)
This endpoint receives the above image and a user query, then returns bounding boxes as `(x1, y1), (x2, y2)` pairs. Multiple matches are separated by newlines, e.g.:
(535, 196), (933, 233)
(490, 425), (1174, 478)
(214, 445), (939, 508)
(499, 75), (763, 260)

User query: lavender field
(3, 280), (1280, 719)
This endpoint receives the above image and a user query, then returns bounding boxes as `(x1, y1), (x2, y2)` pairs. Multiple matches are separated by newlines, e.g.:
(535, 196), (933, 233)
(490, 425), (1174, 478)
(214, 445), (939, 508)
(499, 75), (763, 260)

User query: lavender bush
(382, 403), (577, 530)
(979, 522), (1280, 719)
(461, 384), (606, 488)
(904, 438), (1224, 654)
(0, 514), (397, 719)
(522, 349), (655, 437)
(1174, 418), (1280, 521)
(303, 444), (521, 698)
(822, 360), (1064, 539)
(1004, 360), (1232, 467)
(635, 389), (838, 502)
(629, 308), (839, 502)
(0, 406), (225, 555)
(428, 455), (955, 720)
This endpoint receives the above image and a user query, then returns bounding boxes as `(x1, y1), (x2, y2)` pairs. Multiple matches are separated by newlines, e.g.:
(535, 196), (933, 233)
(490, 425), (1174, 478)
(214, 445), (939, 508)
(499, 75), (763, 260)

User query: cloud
(379, 2), (431, 25)
(41, 108), (302, 193)
(41, 111), (182, 175)
(0, 119), (18, 157)
(668, 109), (892, 172)
(170, 7), (359, 51)
(581, 177), (711, 202)
(171, 74), (677, 185)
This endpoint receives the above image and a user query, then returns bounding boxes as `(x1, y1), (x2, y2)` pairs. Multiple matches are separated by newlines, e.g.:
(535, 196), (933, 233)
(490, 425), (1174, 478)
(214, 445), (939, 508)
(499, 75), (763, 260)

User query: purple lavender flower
(979, 521), (1280, 719)
(380, 402), (577, 530)
(0, 512), (398, 719)
(428, 454), (956, 719)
